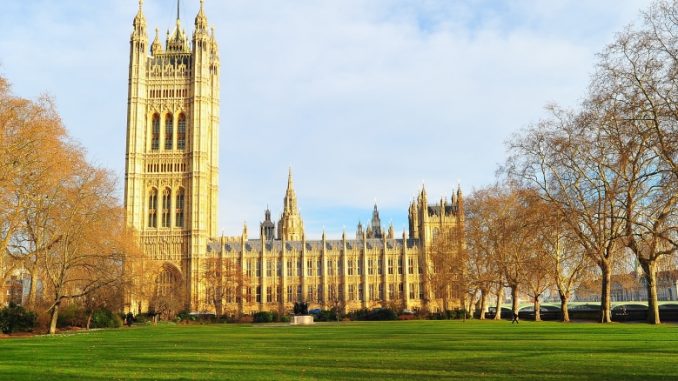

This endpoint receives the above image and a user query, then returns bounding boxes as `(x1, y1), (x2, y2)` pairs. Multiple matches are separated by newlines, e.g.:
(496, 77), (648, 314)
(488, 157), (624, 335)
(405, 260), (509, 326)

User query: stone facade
(124, 0), (219, 313)
(124, 1), (465, 316)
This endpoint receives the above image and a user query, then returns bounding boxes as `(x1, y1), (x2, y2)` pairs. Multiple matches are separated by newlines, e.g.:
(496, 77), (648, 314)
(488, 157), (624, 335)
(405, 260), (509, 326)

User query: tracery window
(177, 114), (186, 150)
(175, 188), (185, 228)
(165, 114), (174, 150)
(156, 267), (179, 297)
(161, 188), (171, 227)
(148, 188), (158, 227)
(151, 114), (160, 150)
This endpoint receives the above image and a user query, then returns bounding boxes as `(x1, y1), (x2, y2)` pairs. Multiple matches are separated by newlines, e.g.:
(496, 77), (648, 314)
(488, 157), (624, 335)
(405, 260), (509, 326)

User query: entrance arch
(151, 263), (184, 319)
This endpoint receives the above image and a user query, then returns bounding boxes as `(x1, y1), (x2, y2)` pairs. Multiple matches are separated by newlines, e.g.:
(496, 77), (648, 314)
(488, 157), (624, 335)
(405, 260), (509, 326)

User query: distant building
(123, 1), (465, 316)
(574, 271), (678, 302)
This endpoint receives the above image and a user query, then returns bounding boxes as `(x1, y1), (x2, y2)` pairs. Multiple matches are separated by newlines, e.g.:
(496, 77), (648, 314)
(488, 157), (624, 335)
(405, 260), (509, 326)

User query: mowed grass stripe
(0, 320), (676, 380)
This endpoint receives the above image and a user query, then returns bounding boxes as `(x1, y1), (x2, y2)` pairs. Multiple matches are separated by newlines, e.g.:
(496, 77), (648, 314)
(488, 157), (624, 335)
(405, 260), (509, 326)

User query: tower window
(151, 114), (160, 150)
(148, 188), (158, 228)
(161, 188), (171, 228)
(175, 188), (185, 228)
(165, 114), (173, 150)
(177, 114), (186, 150)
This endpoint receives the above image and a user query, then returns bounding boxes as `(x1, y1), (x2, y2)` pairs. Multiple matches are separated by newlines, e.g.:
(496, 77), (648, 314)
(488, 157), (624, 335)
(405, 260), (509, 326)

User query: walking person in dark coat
(511, 311), (519, 324)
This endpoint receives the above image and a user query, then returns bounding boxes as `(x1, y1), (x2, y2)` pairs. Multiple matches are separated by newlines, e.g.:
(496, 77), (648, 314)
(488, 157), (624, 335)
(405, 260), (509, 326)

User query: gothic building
(124, 1), (465, 316)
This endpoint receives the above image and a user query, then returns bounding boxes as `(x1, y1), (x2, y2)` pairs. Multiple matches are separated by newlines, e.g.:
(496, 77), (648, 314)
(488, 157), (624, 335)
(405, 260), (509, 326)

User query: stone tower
(124, 0), (220, 312)
(408, 185), (464, 247)
(277, 169), (304, 241)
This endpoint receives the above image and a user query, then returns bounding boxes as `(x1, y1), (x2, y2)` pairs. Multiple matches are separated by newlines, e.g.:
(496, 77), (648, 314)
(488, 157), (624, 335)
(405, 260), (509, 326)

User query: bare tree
(427, 225), (466, 313)
(42, 164), (129, 334)
(507, 106), (628, 323)
(203, 254), (250, 317)
(585, 2), (678, 324)
(465, 188), (502, 320)
(0, 76), (70, 308)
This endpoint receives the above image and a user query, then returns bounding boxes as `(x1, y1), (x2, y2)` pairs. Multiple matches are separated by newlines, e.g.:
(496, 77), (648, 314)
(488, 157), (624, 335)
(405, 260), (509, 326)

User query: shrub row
(0, 303), (36, 334)
(57, 305), (122, 328)
(348, 308), (398, 321)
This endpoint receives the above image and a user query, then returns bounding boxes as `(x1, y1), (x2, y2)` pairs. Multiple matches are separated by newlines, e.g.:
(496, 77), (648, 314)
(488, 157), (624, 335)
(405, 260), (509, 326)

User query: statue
(293, 301), (309, 316)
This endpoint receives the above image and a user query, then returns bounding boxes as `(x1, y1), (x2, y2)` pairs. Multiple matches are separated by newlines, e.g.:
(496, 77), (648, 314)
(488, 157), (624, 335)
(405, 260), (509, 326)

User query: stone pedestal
(290, 315), (314, 325)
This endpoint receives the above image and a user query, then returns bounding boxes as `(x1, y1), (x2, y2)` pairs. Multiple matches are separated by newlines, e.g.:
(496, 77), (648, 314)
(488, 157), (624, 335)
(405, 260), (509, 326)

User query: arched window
(157, 268), (178, 297)
(175, 188), (185, 228)
(161, 188), (171, 228)
(177, 114), (186, 150)
(151, 114), (160, 151)
(148, 188), (158, 228)
(164, 114), (173, 150)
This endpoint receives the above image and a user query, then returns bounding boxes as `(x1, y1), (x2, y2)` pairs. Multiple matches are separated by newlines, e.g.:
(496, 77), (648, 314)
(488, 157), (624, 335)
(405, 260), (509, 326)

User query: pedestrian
(512, 311), (519, 324)
(125, 312), (134, 327)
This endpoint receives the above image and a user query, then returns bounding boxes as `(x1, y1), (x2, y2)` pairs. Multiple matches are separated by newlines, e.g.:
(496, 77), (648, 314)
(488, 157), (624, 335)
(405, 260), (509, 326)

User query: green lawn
(0, 320), (677, 380)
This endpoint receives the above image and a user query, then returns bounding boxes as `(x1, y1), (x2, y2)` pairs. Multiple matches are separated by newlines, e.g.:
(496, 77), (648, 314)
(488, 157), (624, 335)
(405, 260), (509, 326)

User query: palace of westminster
(124, 1), (465, 316)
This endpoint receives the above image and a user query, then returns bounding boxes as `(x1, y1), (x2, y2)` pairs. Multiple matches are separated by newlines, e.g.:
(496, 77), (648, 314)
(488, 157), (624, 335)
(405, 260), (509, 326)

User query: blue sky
(0, 0), (651, 238)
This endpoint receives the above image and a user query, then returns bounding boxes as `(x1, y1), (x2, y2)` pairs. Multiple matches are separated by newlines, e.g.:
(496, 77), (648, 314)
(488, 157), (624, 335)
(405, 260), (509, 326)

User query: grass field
(0, 320), (677, 380)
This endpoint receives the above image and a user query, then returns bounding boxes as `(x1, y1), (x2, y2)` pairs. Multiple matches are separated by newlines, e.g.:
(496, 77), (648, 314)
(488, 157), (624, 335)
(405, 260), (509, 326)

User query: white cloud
(0, 0), (652, 238)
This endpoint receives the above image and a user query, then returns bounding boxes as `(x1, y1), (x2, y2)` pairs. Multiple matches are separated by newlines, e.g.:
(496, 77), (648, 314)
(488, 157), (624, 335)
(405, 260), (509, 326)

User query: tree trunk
(641, 260), (661, 324)
(511, 285), (519, 317)
(533, 296), (541, 322)
(464, 293), (474, 319)
(479, 289), (488, 320)
(560, 294), (570, 322)
(86, 312), (93, 330)
(215, 299), (223, 318)
(49, 302), (61, 335)
(494, 287), (504, 320)
(26, 270), (38, 308)
(600, 262), (612, 323)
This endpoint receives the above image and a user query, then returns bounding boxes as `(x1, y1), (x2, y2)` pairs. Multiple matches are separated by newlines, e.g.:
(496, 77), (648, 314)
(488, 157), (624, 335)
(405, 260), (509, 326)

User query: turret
(132, 0), (147, 39)
(367, 203), (383, 239)
(260, 207), (275, 241)
(151, 28), (163, 55)
(195, 0), (208, 31)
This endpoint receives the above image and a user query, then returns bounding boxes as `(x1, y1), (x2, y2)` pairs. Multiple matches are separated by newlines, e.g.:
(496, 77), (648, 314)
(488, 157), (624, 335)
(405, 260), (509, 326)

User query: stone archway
(151, 263), (184, 320)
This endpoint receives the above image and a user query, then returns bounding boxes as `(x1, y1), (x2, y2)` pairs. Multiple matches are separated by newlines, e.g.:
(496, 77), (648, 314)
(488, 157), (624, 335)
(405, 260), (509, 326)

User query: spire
(133, 0), (146, 33)
(167, 14), (189, 53)
(283, 167), (298, 213)
(195, 0), (208, 30)
(176, 0), (180, 21)
(278, 168), (304, 241)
